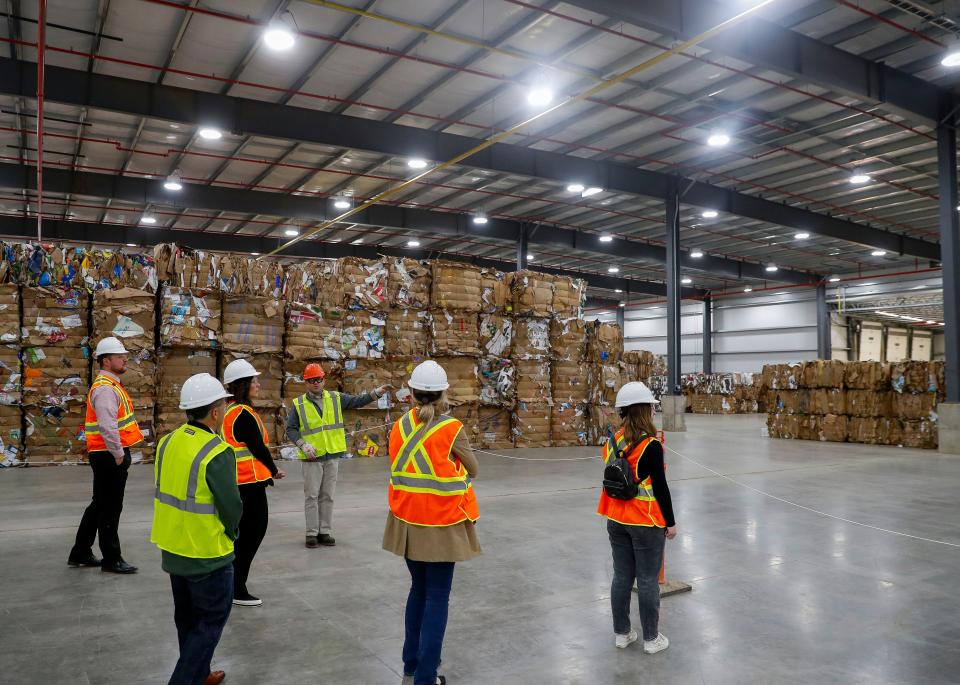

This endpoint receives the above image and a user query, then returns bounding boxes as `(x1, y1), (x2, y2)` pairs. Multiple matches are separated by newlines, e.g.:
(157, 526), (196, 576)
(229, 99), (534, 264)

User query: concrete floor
(2, 414), (960, 684)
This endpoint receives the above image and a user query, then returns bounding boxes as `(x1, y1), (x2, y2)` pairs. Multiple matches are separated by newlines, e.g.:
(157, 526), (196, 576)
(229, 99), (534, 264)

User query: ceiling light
(701, 210), (718, 218)
(251, 252), (260, 256)
(527, 88), (554, 106)
(526, 253), (535, 262)
(407, 158), (428, 170)
(125, 243), (137, 247)
(911, 285), (926, 290)
(351, 238), (364, 245)
(707, 132), (730, 147)
(407, 240), (420, 248)
(599, 234), (613, 242)
(140, 212), (157, 225)
(794, 232), (809, 240)
(581, 187), (603, 198)
(681, 277), (692, 284)
(262, 15), (296, 51)
(690, 250), (704, 258)
(743, 286), (753, 292)
(472, 214), (488, 225)
(566, 183), (585, 194)
(942, 45), (960, 67)
(765, 264), (778, 272)
(871, 250), (886, 257)
(614, 289), (623, 293)
(163, 170), (183, 191)
(618, 302), (626, 308)
(333, 196), (351, 210)
(165, 134), (176, 140)
(608, 266), (619, 273)
(829, 277), (840, 282)
(849, 172), (871, 185)
(927, 320), (936, 324)
(197, 127), (222, 140)
(284, 227), (299, 237)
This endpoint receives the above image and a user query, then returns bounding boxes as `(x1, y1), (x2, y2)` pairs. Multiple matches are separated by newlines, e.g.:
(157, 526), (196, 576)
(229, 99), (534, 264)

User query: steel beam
(938, 122), (960, 403)
(559, 0), (951, 124)
(517, 224), (529, 271)
(0, 58), (932, 261)
(0, 162), (810, 285)
(666, 188), (682, 394)
(816, 282), (831, 360)
(702, 295), (712, 374)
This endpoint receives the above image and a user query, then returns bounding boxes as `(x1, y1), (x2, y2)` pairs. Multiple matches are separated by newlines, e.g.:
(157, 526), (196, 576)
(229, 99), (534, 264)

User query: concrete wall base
(938, 402), (960, 455)
(661, 395), (686, 432)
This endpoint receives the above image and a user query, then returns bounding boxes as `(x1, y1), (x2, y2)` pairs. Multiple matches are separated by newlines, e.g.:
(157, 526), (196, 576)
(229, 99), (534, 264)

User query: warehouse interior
(1, 1), (960, 683)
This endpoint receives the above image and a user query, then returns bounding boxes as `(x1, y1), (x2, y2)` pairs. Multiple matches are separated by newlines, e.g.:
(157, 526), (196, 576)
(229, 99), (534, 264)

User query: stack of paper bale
(340, 358), (395, 458)
(477, 291), (513, 449)
(684, 372), (761, 414)
(586, 322), (623, 444)
(551, 317), (589, 446)
(92, 287), (158, 462)
(22, 287), (90, 463)
(511, 313), (552, 448)
(0, 283), (22, 465)
(890, 361), (940, 449)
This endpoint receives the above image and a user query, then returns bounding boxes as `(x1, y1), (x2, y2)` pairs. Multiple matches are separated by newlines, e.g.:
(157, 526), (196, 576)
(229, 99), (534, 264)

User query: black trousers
(70, 448), (131, 564)
(233, 483), (268, 596)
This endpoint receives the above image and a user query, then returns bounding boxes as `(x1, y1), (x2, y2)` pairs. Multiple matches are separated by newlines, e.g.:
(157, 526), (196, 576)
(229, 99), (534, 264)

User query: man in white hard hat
(152, 373), (242, 685)
(68, 336), (144, 574)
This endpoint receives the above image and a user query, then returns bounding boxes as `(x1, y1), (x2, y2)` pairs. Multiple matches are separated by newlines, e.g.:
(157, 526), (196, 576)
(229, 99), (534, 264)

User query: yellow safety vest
(293, 391), (346, 458)
(151, 424), (234, 559)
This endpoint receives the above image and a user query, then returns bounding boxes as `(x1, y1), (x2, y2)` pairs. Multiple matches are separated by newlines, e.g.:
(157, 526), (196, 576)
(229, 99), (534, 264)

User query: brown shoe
(204, 671), (225, 685)
(305, 536), (319, 549)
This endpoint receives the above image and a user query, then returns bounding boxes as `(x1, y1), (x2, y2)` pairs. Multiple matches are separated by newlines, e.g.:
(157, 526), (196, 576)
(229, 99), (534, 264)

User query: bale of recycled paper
(846, 417), (901, 446)
(550, 318), (587, 362)
(153, 244), (217, 290)
(512, 317), (550, 359)
(590, 363), (621, 406)
(512, 401), (551, 448)
(93, 287), (155, 352)
(845, 389), (894, 418)
(22, 287), (89, 348)
(807, 388), (846, 415)
(222, 295), (284, 354)
(479, 268), (509, 314)
(510, 271), (554, 317)
(478, 357), (514, 407)
(451, 402), (479, 443)
(283, 259), (339, 307)
(588, 321), (621, 364)
(892, 392), (937, 420)
(479, 314), (512, 358)
(551, 359), (589, 404)
(843, 362), (891, 390)
(341, 310), (386, 359)
(339, 257), (388, 310)
(817, 414), (848, 442)
(286, 304), (345, 361)
(434, 357), (479, 406)
(901, 419), (938, 449)
(386, 309), (431, 357)
(515, 359), (551, 403)
(478, 407), (513, 449)
(220, 351), (283, 409)
(0, 283), (21, 343)
(343, 409), (392, 458)
(432, 261), (482, 312)
(890, 361), (939, 395)
(771, 390), (811, 415)
(589, 404), (620, 445)
(552, 276), (586, 319)
(24, 405), (86, 463)
(0, 344), (21, 405)
(339, 359), (395, 410)
(0, 404), (23, 466)
(431, 311), (480, 357)
(159, 286), (221, 348)
(22, 345), (89, 408)
(551, 402), (588, 446)
(800, 360), (846, 389)
(389, 258), (431, 309)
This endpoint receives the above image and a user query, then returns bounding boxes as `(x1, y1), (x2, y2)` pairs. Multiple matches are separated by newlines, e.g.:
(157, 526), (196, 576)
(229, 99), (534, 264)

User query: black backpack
(602, 432), (638, 500)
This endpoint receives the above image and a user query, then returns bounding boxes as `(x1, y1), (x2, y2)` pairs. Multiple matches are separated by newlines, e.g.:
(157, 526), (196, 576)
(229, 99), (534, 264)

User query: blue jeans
(168, 564), (234, 685)
(607, 519), (665, 641)
(403, 559), (455, 685)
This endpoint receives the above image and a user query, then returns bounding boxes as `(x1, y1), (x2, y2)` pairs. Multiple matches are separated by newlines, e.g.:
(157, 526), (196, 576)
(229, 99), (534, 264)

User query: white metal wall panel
(886, 328), (909, 362)
(911, 332), (932, 361)
(859, 323), (883, 361)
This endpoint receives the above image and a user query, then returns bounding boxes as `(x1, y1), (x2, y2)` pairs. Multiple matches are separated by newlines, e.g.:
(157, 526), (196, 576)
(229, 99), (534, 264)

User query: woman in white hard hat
(221, 358), (285, 607)
(598, 381), (676, 654)
(383, 360), (481, 685)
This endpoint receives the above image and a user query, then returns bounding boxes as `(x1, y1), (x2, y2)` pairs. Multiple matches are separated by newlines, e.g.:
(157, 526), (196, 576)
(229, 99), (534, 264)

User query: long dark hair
(413, 389), (448, 424)
(621, 404), (657, 446)
(226, 377), (253, 406)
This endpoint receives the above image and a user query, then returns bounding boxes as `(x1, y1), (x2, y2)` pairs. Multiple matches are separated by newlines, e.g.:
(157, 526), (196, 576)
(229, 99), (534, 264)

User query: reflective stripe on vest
(294, 392), (347, 458)
(597, 428), (665, 527)
(151, 424), (234, 559)
(605, 433), (657, 502)
(389, 411), (471, 495)
(84, 374), (144, 451)
(221, 403), (272, 485)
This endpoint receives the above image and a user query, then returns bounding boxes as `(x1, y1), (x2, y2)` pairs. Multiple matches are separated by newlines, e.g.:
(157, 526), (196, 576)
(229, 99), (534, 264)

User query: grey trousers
(607, 518), (666, 641)
(302, 459), (339, 537)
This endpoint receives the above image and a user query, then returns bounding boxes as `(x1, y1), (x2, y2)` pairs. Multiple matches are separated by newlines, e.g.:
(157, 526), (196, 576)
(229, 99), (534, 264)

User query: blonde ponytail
(414, 390), (449, 424)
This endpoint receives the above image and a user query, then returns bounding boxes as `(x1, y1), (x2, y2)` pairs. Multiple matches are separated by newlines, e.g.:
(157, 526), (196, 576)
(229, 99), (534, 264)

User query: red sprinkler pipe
(35, 0), (46, 242)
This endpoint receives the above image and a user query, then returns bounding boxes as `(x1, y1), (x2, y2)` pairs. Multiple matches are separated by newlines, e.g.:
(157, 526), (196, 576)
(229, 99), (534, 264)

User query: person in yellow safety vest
(152, 373), (242, 685)
(285, 362), (390, 548)
(383, 360), (481, 685)
(68, 337), (144, 574)
(221, 358), (285, 608)
(597, 382), (677, 655)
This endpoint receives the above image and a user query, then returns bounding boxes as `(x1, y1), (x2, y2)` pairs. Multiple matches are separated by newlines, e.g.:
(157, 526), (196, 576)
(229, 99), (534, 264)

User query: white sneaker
(232, 594), (263, 607)
(615, 629), (639, 649)
(643, 633), (669, 654)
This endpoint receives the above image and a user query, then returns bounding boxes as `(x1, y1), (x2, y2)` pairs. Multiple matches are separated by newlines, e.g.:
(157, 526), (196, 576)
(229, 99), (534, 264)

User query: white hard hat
(223, 358), (260, 385)
(179, 373), (233, 410)
(408, 360), (449, 391)
(615, 381), (659, 407)
(94, 337), (128, 357)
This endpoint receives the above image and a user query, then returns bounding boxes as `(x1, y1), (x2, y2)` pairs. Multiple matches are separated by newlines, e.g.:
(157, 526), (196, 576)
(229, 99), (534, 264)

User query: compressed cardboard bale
(767, 412), (800, 439)
(155, 245), (217, 290)
(340, 359), (394, 410)
(800, 360), (846, 389)
(388, 257), (432, 309)
(24, 404), (85, 463)
(515, 359), (551, 403)
(901, 419), (938, 449)
(689, 395), (725, 414)
(551, 359), (589, 404)
(432, 260), (482, 312)
(339, 257), (388, 310)
(0, 344), (21, 405)
(846, 390), (894, 418)
(479, 268), (509, 314)
(550, 402), (588, 446)
(220, 351), (283, 409)
(589, 322), (622, 364)
(797, 415), (821, 441)
(22, 345), (89, 408)
(892, 392), (937, 420)
(431, 311), (480, 357)
(772, 390), (810, 415)
(22, 287), (89, 348)
(92, 287), (156, 352)
(762, 363), (802, 390)
(552, 275), (586, 319)
(845, 417), (900, 446)
(283, 259), (339, 307)
(550, 318), (587, 362)
(286, 304), (347, 361)
(478, 407), (513, 449)
(386, 309), (431, 357)
(590, 363), (621, 406)
(589, 403), (619, 445)
(435, 357), (479, 406)
(156, 348), (217, 405)
(478, 357), (514, 407)
(343, 409), (392, 458)
(512, 401), (551, 448)
(510, 271), (554, 317)
(512, 317), (551, 360)
(817, 414), (848, 442)
(159, 287), (221, 348)
(222, 295), (284, 354)
(0, 283), (21, 343)
(808, 388), (846, 415)
(451, 402), (479, 443)
(0, 403), (22, 465)
(479, 314), (512, 358)
(933, 361), (946, 401)
(119, 349), (158, 407)
(844, 362), (891, 390)
(242, 256), (285, 299)
(341, 310), (386, 359)
(890, 361), (938, 394)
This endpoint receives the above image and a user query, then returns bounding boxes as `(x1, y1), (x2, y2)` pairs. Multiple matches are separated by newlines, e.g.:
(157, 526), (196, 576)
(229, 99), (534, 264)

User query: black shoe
(317, 534), (336, 546)
(68, 553), (101, 568)
(232, 592), (262, 607)
(101, 560), (138, 574)
(305, 536), (319, 549)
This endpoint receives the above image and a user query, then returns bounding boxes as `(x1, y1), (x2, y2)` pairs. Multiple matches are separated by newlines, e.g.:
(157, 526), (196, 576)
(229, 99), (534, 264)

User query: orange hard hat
(303, 362), (326, 380)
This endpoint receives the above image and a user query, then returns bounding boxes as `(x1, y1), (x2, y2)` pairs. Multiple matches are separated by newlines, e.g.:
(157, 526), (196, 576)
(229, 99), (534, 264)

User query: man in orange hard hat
(285, 362), (390, 548)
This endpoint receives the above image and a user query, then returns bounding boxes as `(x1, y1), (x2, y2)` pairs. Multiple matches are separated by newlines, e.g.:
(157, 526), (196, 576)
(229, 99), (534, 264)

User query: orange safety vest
(84, 374), (144, 452)
(388, 408), (479, 527)
(222, 402), (273, 485)
(597, 429), (666, 527)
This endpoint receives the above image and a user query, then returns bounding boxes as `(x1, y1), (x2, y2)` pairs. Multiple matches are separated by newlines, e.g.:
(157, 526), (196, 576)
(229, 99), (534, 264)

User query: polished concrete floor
(2, 414), (960, 684)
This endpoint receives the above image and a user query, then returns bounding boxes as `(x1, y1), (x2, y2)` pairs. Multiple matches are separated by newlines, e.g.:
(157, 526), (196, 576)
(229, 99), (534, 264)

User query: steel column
(666, 187), (681, 394)
(702, 295), (712, 374)
(938, 121), (960, 403)
(816, 282), (831, 360)
(517, 224), (529, 271)
(616, 302), (625, 331)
